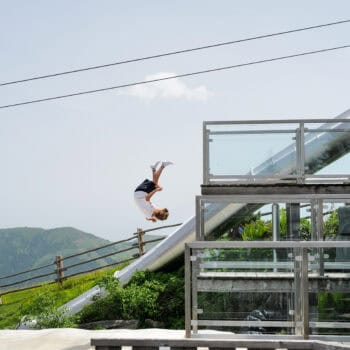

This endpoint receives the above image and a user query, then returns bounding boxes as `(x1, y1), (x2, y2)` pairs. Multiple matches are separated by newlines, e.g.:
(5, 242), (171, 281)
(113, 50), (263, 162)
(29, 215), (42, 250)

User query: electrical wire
(0, 19), (349, 87)
(0, 44), (348, 110)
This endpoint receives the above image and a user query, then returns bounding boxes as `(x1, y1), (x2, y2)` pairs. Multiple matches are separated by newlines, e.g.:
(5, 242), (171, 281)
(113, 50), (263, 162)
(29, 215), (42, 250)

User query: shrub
(78, 269), (184, 328)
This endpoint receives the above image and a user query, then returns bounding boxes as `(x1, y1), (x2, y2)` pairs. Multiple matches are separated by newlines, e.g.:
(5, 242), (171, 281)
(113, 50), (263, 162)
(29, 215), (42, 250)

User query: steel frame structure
(203, 118), (350, 185)
(185, 240), (350, 340)
(186, 114), (350, 341)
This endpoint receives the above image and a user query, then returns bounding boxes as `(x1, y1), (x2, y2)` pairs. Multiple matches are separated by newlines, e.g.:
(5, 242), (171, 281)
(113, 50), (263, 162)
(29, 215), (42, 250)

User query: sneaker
(150, 161), (160, 171)
(161, 161), (174, 168)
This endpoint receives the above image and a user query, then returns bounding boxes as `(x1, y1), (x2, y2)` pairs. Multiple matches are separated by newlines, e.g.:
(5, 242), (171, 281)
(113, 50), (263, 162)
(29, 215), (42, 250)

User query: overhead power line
(1, 19), (349, 87)
(0, 44), (349, 110)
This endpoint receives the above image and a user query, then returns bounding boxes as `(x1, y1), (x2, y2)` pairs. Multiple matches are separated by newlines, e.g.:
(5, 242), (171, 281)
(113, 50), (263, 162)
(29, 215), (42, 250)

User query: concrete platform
(0, 328), (186, 350)
(1, 328), (349, 350)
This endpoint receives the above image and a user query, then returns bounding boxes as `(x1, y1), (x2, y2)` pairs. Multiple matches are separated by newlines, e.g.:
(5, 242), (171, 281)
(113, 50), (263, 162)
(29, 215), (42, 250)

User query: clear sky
(0, 1), (349, 241)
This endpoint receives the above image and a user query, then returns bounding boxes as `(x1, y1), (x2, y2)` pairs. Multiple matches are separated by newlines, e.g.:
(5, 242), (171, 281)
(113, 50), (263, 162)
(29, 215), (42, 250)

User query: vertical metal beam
(195, 196), (203, 240)
(203, 123), (210, 185)
(310, 200), (318, 241)
(295, 122), (305, 184)
(299, 122), (305, 183)
(317, 199), (325, 276)
(286, 203), (300, 240)
(191, 249), (199, 335)
(301, 248), (310, 339)
(185, 244), (191, 338)
(294, 247), (302, 336)
(272, 203), (280, 272)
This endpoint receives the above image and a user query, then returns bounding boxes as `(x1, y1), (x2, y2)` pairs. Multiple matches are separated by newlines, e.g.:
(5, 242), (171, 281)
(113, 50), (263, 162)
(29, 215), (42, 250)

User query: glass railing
(185, 241), (350, 339)
(203, 118), (350, 184)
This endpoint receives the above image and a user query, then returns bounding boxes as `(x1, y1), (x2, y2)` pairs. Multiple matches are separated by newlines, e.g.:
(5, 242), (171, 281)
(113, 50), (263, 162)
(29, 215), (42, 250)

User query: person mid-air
(134, 161), (173, 222)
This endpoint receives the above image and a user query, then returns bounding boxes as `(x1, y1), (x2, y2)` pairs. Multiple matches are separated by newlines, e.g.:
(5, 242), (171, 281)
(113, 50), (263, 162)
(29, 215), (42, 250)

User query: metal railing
(203, 116), (350, 185)
(185, 240), (350, 341)
(0, 223), (181, 296)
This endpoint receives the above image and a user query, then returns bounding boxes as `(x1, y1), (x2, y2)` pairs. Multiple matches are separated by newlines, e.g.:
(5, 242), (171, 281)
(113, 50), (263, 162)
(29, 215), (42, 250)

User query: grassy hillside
(0, 227), (140, 291)
(0, 267), (119, 329)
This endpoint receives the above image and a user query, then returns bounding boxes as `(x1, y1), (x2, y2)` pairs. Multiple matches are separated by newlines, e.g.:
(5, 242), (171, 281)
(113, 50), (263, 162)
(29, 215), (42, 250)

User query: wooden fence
(0, 223), (182, 297)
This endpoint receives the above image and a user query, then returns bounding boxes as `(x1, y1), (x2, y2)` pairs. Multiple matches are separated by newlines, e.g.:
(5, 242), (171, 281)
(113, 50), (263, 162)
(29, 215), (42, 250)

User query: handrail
(62, 246), (138, 271)
(139, 223), (182, 234)
(0, 261), (55, 281)
(62, 235), (137, 261)
(0, 270), (56, 289)
(63, 256), (136, 280)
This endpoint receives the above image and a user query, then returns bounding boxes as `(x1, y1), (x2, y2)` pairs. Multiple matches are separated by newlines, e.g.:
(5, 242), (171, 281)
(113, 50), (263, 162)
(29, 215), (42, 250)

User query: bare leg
(152, 165), (164, 185)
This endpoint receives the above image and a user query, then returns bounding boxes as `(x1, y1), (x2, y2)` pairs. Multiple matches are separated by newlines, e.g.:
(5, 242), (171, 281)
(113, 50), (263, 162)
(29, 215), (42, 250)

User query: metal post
(310, 199), (318, 241)
(191, 249), (199, 335)
(294, 247), (302, 336)
(55, 255), (64, 286)
(317, 199), (325, 276)
(272, 203), (280, 272)
(299, 123), (305, 183)
(185, 244), (192, 338)
(203, 124), (210, 185)
(295, 123), (305, 184)
(137, 228), (145, 256)
(301, 248), (309, 339)
(286, 203), (300, 240)
(196, 196), (205, 240)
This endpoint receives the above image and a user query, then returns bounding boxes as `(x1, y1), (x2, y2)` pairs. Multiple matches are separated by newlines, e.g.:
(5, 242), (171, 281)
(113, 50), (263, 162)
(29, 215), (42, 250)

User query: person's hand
(156, 186), (163, 191)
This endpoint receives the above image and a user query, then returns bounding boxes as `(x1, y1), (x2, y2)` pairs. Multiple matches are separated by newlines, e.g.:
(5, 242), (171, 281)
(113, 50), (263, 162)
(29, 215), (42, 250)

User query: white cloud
(126, 72), (211, 101)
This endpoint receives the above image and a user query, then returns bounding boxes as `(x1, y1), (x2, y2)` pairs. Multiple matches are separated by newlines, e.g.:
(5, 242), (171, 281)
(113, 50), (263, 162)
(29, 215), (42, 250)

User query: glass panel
(209, 132), (296, 178)
(308, 245), (350, 336)
(304, 128), (350, 175)
(311, 292), (350, 336)
(315, 153), (350, 176)
(191, 244), (350, 336)
(202, 200), (316, 242)
(196, 247), (295, 335)
(204, 120), (350, 183)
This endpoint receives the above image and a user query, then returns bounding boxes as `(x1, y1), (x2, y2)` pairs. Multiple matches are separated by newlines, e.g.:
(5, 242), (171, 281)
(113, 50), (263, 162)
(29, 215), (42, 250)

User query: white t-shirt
(134, 191), (158, 218)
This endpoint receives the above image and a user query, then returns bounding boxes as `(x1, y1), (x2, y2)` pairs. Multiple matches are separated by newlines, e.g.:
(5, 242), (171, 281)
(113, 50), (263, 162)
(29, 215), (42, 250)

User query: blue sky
(0, 1), (349, 241)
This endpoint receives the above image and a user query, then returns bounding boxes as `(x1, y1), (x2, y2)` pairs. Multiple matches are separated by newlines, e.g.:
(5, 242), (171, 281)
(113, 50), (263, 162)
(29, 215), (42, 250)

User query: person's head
(154, 208), (169, 221)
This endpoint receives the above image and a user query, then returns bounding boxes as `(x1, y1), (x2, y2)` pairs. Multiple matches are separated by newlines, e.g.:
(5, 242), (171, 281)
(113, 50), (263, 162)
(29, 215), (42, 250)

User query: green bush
(324, 210), (338, 237)
(241, 220), (271, 241)
(78, 269), (184, 328)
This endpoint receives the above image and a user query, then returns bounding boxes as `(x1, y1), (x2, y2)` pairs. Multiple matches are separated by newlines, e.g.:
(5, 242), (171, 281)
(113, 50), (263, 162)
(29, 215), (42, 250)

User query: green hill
(0, 227), (139, 290)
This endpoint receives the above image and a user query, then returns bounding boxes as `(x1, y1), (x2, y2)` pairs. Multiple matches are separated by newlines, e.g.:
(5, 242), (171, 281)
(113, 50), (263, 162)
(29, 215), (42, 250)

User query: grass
(0, 266), (123, 329)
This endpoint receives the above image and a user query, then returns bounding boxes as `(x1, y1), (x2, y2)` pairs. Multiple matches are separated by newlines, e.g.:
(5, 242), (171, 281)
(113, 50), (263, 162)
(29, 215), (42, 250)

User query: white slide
(63, 109), (350, 315)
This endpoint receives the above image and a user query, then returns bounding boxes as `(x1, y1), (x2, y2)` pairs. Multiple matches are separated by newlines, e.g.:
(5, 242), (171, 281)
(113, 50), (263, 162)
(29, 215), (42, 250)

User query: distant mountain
(0, 227), (143, 290)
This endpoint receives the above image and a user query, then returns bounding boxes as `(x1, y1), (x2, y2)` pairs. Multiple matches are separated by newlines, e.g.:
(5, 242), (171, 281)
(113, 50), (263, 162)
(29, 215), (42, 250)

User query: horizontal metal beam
(200, 261), (350, 270)
(188, 241), (350, 249)
(195, 320), (295, 328)
(204, 118), (350, 126)
(201, 184), (350, 196)
(197, 274), (350, 292)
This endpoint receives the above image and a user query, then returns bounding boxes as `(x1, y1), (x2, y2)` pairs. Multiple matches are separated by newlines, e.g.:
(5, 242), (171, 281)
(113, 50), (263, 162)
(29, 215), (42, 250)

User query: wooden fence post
(55, 255), (64, 286)
(137, 228), (145, 256)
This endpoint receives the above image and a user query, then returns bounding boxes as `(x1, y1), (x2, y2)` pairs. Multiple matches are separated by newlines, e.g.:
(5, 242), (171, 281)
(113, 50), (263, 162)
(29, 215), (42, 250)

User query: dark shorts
(134, 179), (156, 193)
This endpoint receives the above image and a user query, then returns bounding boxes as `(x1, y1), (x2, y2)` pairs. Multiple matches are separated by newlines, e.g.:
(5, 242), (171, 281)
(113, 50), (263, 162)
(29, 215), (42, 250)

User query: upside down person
(134, 161), (173, 222)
